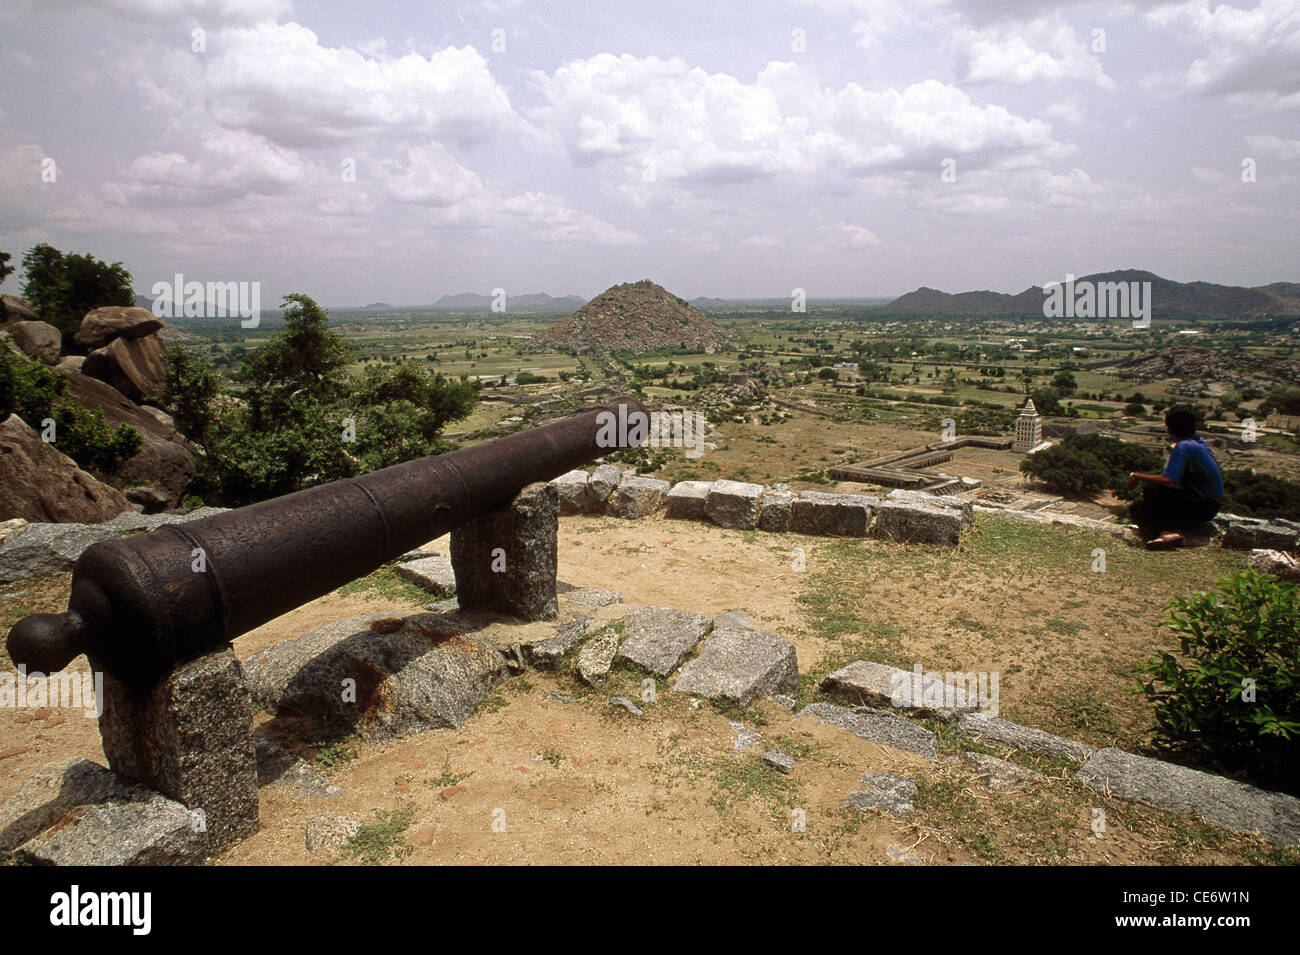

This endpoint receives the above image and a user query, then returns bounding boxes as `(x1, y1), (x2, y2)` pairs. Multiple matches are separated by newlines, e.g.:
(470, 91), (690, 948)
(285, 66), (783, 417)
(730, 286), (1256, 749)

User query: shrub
(1221, 469), (1300, 521)
(1020, 432), (1162, 496)
(0, 347), (141, 474)
(1133, 569), (1299, 792)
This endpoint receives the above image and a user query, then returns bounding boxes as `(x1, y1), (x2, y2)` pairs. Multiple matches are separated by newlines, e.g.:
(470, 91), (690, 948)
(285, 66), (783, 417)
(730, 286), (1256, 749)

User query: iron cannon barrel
(7, 398), (647, 686)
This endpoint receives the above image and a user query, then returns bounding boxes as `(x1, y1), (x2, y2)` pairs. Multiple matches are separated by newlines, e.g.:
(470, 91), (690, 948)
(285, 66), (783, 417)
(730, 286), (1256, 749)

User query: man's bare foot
(1146, 532), (1185, 551)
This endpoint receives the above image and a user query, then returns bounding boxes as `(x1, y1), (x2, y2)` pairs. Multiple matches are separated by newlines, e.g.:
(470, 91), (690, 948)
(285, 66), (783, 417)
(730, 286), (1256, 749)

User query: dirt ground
(0, 513), (1284, 866)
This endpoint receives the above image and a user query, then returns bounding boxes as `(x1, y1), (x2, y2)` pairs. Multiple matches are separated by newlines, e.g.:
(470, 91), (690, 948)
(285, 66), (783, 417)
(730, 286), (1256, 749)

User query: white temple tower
(1014, 398), (1042, 453)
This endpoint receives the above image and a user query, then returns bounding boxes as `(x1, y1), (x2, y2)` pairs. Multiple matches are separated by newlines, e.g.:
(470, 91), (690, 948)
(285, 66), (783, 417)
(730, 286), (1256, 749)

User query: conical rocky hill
(533, 280), (729, 353)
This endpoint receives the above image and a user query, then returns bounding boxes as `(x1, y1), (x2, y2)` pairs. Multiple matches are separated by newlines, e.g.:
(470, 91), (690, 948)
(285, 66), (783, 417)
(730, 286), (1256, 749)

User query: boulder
(7, 320), (62, 364)
(54, 355), (85, 374)
(74, 306), (164, 350)
(0, 294), (39, 324)
(0, 413), (131, 524)
(704, 479), (764, 530)
(609, 476), (670, 518)
(874, 500), (966, 546)
(64, 372), (195, 506)
(672, 627), (799, 706)
(1247, 549), (1300, 583)
(790, 491), (876, 536)
(255, 736), (341, 798)
(0, 757), (206, 865)
(82, 332), (167, 403)
(240, 613), (508, 742)
(124, 485), (170, 514)
(616, 605), (711, 676)
(552, 470), (590, 515)
(665, 480), (711, 520)
(584, 464), (625, 514)
(757, 487), (794, 532)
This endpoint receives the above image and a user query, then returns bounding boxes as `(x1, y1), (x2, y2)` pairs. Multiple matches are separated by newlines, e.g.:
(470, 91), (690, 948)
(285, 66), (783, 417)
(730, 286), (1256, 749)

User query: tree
(162, 343), (222, 442)
(0, 249), (13, 286)
(237, 293), (356, 428)
(1020, 432), (1162, 497)
(1051, 371), (1077, 396)
(19, 243), (134, 337)
(1029, 387), (1063, 416)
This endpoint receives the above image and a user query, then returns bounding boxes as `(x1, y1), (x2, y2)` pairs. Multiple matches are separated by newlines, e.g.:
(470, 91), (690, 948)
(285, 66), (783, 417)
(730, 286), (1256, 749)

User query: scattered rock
(705, 479), (764, 530)
(762, 750), (795, 773)
(7, 321), (62, 364)
(673, 627), (799, 706)
(609, 696), (643, 717)
(241, 613), (508, 742)
(395, 556), (457, 596)
(1075, 747), (1300, 845)
(0, 413), (131, 524)
(74, 306), (164, 350)
(577, 626), (622, 687)
(617, 605), (711, 676)
(522, 615), (595, 670)
(305, 815), (360, 853)
(798, 702), (937, 759)
(772, 694), (797, 710)
(846, 772), (917, 817)
(55, 355), (85, 374)
(956, 712), (1094, 762)
(730, 722), (764, 751)
(1247, 549), (1300, 582)
(666, 480), (711, 520)
(712, 608), (758, 630)
(0, 757), (206, 865)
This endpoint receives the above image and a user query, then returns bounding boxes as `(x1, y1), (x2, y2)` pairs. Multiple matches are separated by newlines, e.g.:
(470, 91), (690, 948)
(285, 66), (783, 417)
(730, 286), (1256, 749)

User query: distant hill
(534, 280), (730, 354)
(432, 292), (585, 311)
(885, 270), (1299, 318)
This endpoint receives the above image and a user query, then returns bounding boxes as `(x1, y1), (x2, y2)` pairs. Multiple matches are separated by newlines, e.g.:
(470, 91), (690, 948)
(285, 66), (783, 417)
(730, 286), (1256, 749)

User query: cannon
(7, 398), (647, 687)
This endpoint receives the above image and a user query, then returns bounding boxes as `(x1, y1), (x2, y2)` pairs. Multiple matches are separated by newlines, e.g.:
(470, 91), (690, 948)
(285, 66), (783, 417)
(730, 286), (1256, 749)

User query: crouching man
(1124, 409), (1223, 550)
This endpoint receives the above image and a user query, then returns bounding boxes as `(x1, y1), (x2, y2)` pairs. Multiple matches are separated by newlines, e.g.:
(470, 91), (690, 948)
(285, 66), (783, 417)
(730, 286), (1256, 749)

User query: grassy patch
(340, 806), (416, 865)
(315, 737), (358, 770)
(430, 762), (472, 788)
(335, 564), (430, 604)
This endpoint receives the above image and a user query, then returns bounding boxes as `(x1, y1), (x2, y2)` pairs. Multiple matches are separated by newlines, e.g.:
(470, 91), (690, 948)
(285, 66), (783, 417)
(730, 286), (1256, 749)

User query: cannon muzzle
(7, 398), (647, 686)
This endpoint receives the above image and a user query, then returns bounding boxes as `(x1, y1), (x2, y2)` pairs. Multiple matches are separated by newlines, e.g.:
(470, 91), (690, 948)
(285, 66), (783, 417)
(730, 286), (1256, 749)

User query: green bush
(1134, 570), (1299, 792)
(0, 347), (141, 475)
(1020, 432), (1162, 496)
(1221, 469), (1300, 521)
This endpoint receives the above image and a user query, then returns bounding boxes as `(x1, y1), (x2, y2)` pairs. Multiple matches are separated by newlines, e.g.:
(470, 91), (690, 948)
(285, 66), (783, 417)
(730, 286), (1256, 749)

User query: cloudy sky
(0, 0), (1296, 306)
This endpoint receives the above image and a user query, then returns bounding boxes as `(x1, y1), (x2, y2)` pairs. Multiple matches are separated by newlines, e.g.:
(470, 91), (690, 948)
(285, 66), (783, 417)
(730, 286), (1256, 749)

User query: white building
(1014, 398), (1043, 453)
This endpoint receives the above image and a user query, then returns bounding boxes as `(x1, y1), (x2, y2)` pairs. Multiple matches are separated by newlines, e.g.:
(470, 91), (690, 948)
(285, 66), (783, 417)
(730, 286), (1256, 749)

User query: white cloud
(1144, 0), (1300, 109)
(46, 0), (291, 26)
(529, 54), (1069, 199)
(1245, 133), (1300, 160)
(956, 18), (1114, 88)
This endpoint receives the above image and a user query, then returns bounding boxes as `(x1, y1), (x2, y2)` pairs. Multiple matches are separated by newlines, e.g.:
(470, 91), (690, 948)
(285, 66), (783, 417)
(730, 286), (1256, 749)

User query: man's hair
(1165, 408), (1198, 440)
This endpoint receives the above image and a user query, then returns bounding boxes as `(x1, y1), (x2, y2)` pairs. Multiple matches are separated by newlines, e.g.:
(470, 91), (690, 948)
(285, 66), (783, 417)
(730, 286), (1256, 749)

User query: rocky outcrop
(0, 294), (39, 324)
(7, 320), (62, 364)
(82, 332), (167, 403)
(74, 306), (164, 350)
(0, 413), (131, 523)
(64, 371), (194, 504)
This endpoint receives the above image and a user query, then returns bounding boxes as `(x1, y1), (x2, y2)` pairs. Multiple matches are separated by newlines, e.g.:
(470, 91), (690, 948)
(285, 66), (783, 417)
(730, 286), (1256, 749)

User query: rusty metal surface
(7, 398), (646, 686)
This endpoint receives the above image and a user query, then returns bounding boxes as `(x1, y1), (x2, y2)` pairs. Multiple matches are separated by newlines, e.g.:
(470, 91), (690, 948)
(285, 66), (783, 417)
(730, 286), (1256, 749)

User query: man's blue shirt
(1163, 436), (1223, 504)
